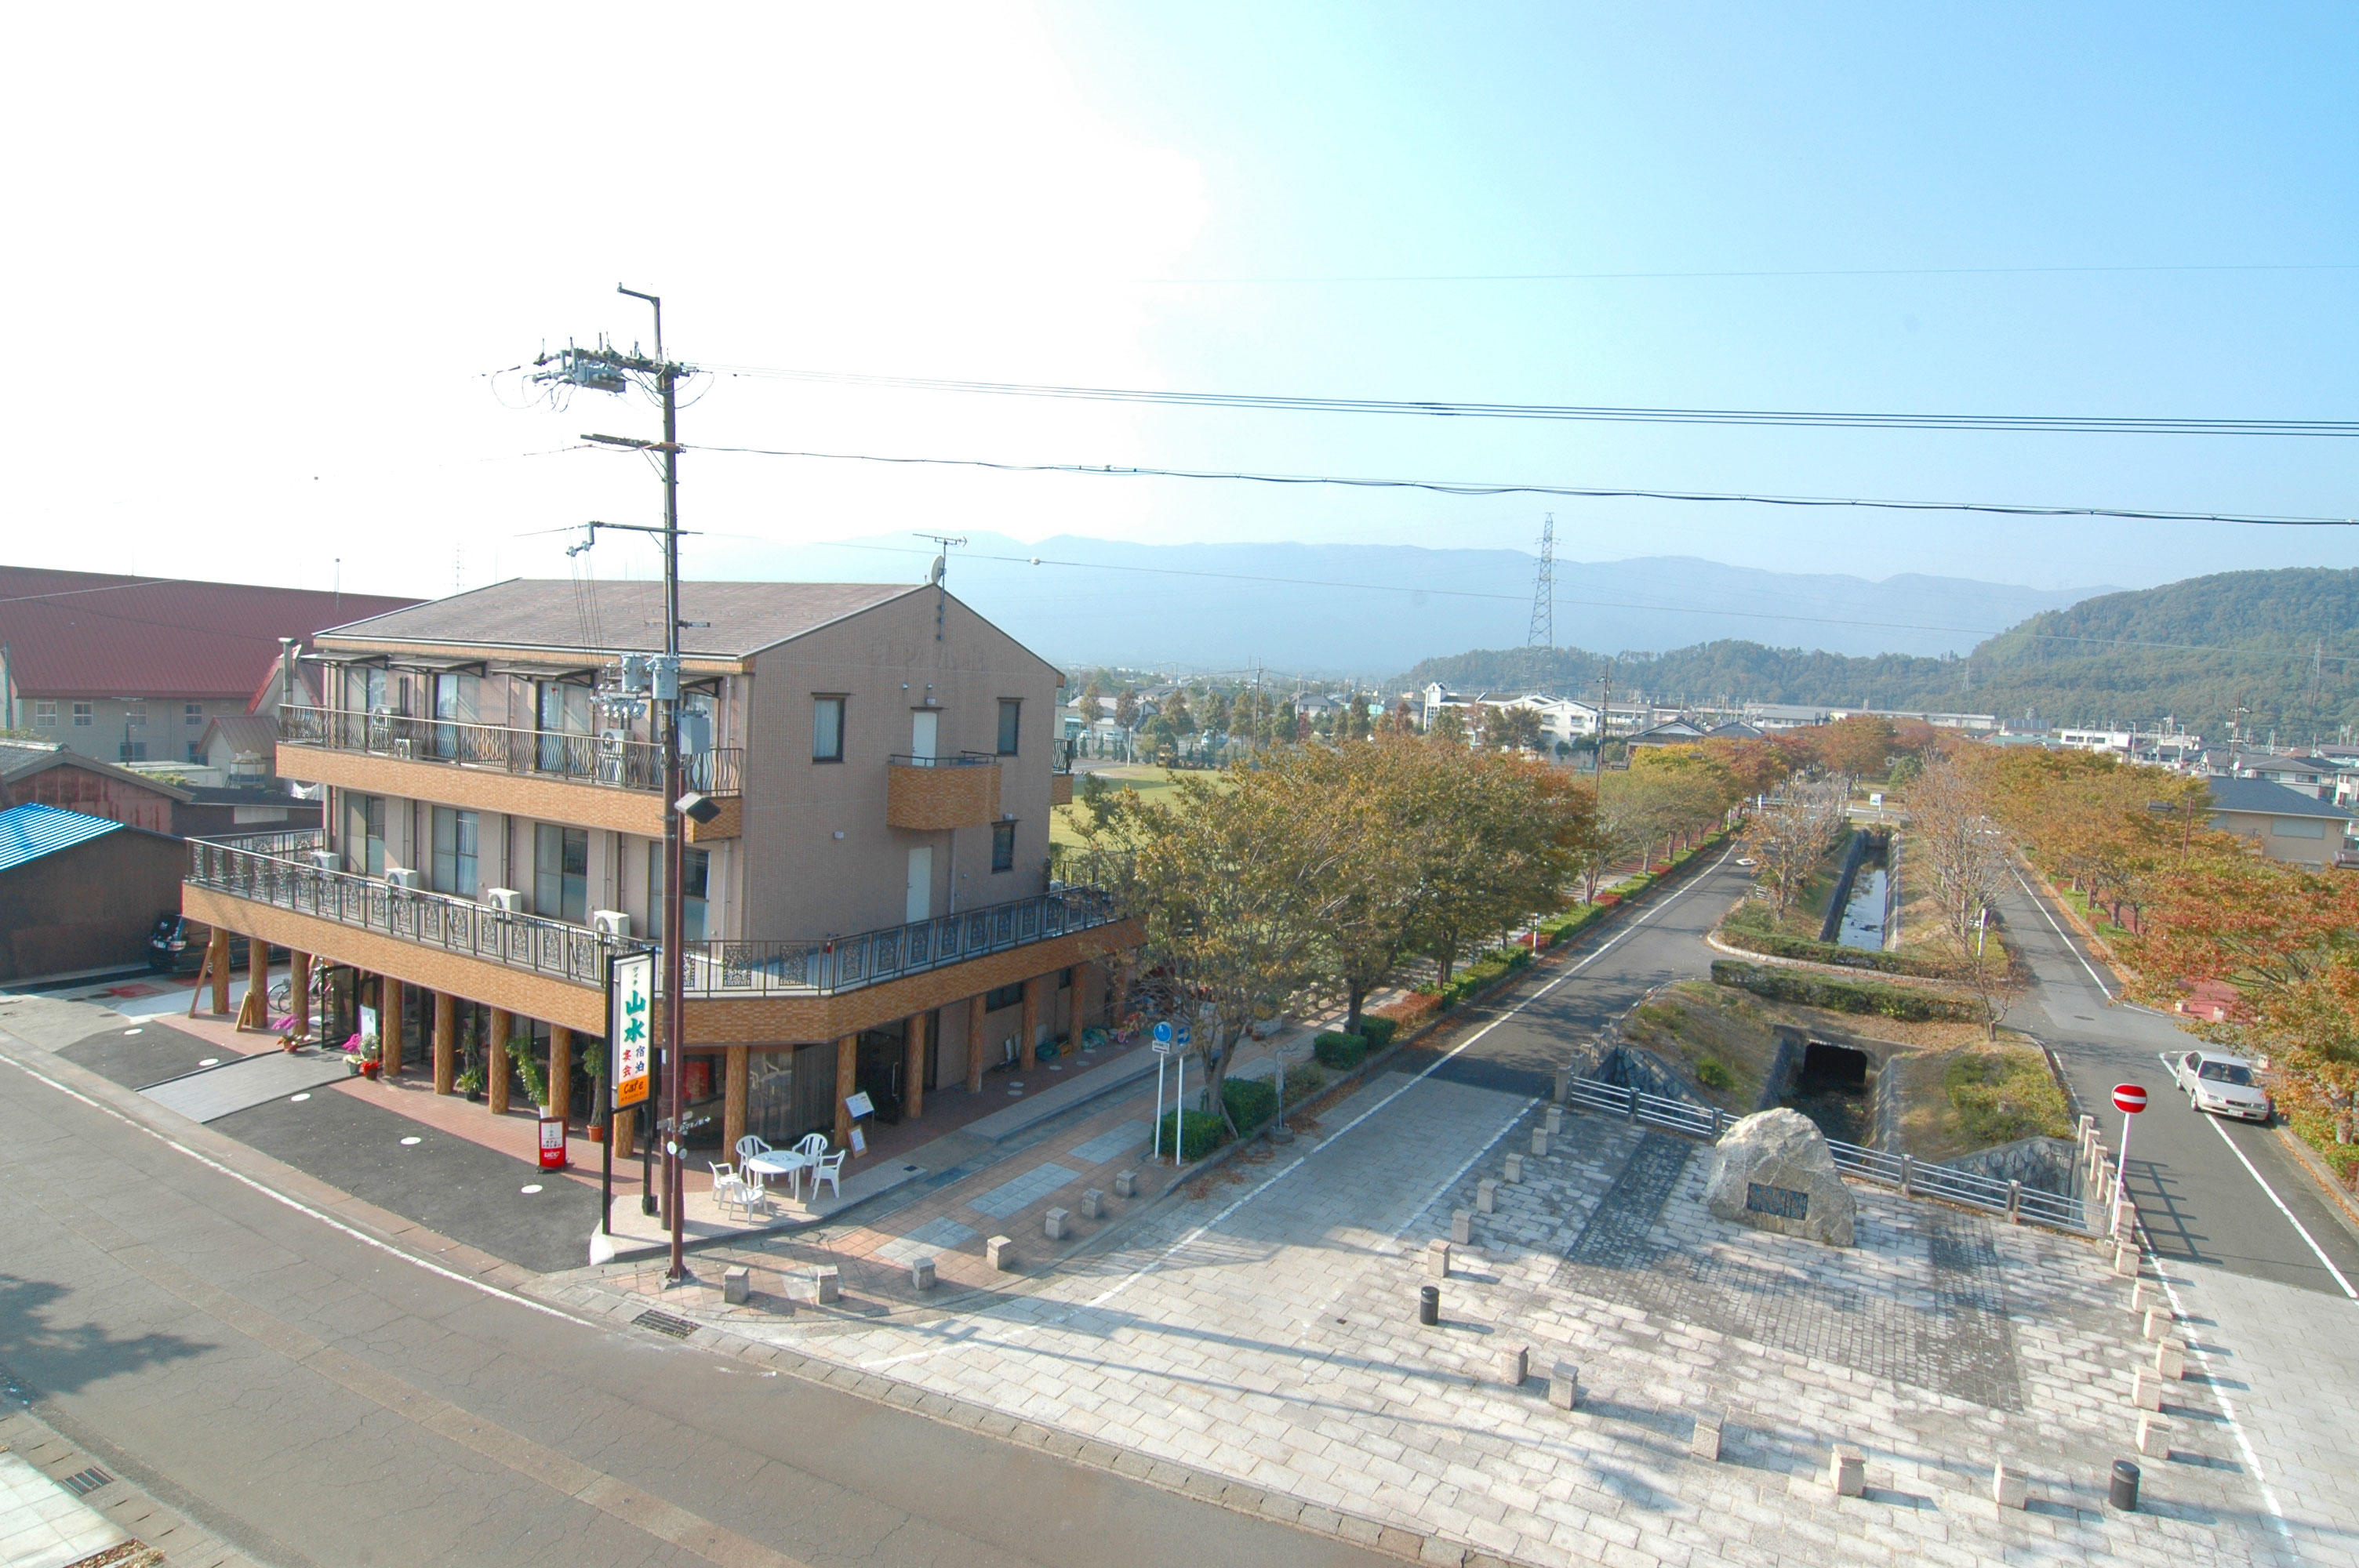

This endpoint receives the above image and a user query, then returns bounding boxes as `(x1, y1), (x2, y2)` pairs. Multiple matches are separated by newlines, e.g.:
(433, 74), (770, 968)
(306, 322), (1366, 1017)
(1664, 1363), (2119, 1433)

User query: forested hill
(1396, 568), (2359, 740)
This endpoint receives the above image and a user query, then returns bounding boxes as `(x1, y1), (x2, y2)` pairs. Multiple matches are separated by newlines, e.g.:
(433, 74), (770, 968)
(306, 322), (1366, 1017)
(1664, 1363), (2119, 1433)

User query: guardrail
(278, 705), (741, 796)
(1561, 1074), (2089, 1233)
(187, 834), (635, 989)
(674, 885), (1126, 996)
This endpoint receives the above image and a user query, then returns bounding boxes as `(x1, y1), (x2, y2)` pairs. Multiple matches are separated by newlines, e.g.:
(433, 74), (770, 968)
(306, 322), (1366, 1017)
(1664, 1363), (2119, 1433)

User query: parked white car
(2169, 1051), (2274, 1123)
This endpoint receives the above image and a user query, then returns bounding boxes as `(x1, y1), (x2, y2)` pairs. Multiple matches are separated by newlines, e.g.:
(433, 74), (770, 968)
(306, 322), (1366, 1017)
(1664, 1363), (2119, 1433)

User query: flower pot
(587, 1123), (605, 1144)
(464, 1088), (482, 1103)
(362, 1062), (381, 1080)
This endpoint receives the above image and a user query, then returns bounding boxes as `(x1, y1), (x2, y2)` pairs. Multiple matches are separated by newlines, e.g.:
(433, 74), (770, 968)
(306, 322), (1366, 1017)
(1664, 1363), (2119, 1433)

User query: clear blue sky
(5, 2), (2353, 615)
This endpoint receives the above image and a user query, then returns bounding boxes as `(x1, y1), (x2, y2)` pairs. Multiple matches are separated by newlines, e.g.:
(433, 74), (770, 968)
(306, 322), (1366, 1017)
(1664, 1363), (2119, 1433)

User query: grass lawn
(1050, 764), (1226, 846)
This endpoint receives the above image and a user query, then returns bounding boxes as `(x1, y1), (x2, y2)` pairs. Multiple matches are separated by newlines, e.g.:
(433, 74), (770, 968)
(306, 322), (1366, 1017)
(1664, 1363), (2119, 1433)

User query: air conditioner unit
(383, 867), (421, 891)
(591, 909), (631, 938)
(391, 739), (413, 760)
(484, 887), (525, 914)
(307, 851), (340, 872)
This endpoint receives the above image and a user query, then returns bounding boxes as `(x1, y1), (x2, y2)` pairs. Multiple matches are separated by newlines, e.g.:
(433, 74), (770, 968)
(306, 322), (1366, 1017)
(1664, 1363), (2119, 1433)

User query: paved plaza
(555, 1056), (2355, 1568)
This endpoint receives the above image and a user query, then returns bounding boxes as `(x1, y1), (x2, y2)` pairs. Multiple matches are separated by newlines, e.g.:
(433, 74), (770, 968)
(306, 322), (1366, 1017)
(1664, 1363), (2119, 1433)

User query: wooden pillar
(833, 1033), (858, 1148)
(1020, 975), (1044, 1071)
(966, 993), (987, 1093)
(207, 929), (231, 1014)
(289, 952), (311, 1039)
(614, 1106), (636, 1158)
(723, 1045), (749, 1155)
(903, 1013), (929, 1120)
(381, 978), (405, 1077)
(548, 1025), (572, 1121)
(432, 992), (457, 1094)
(486, 1008), (511, 1113)
(244, 936), (272, 1025)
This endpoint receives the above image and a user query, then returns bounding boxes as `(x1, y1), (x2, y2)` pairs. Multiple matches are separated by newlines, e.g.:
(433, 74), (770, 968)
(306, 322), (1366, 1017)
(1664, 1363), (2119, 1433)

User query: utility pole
(533, 285), (694, 1284)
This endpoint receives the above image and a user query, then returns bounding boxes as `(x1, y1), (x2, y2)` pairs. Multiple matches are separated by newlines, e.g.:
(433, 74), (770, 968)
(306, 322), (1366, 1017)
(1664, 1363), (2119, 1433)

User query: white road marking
(2145, 1248), (2297, 1548)
(861, 848), (1740, 1372)
(2009, 865), (2116, 1000)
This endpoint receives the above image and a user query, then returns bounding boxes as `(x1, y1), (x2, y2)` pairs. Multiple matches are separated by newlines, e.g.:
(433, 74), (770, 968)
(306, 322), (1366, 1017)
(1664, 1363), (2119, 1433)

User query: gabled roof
(2208, 777), (2354, 821)
(200, 713), (280, 761)
(0, 740), (192, 800)
(316, 579), (930, 661)
(0, 802), (124, 874)
(0, 566), (415, 700)
(1706, 720), (1765, 739)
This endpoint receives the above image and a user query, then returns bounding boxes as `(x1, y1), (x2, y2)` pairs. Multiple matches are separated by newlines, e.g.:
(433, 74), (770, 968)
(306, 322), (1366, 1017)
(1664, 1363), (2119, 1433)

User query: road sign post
(1151, 1021), (1175, 1160)
(606, 953), (655, 1236)
(2111, 1083), (2148, 1225)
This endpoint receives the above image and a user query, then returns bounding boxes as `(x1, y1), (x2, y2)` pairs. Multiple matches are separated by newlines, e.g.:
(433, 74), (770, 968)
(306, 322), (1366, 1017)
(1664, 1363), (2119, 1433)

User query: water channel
(1836, 866), (1888, 950)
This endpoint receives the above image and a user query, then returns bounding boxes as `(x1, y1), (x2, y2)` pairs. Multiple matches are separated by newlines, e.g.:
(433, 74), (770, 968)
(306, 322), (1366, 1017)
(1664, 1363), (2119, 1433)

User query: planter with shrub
(1155, 1107), (1228, 1163)
(1221, 1076), (1278, 1134)
(1314, 1030), (1369, 1069)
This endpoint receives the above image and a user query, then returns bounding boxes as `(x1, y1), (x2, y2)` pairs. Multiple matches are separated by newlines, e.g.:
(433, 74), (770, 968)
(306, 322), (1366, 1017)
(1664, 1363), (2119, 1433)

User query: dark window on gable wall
(991, 820), (1016, 871)
(997, 699), (1021, 755)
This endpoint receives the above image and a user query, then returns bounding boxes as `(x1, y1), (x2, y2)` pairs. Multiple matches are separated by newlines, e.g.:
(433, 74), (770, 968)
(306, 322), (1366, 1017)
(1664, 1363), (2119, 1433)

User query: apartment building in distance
(180, 577), (1124, 1161)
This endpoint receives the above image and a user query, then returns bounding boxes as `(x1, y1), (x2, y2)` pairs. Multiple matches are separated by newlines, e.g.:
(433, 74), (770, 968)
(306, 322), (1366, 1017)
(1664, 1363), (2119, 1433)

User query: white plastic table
(744, 1149), (810, 1200)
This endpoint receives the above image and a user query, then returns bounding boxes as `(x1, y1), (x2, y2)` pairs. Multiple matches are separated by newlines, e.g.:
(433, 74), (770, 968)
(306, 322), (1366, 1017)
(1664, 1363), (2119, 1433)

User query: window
(646, 842), (710, 942)
(72, 702), (93, 727)
(983, 982), (1025, 1011)
(118, 740), (147, 762)
(812, 695), (845, 761)
(535, 681), (590, 774)
(186, 742), (205, 764)
(991, 820), (1016, 872)
(997, 699), (1022, 755)
(125, 700), (146, 729)
(431, 808), (480, 898)
(534, 824), (589, 924)
(184, 702), (203, 727)
(433, 673), (477, 759)
(2197, 1061), (2255, 1087)
(347, 793), (386, 876)
(33, 700), (55, 727)
(2272, 817), (2326, 840)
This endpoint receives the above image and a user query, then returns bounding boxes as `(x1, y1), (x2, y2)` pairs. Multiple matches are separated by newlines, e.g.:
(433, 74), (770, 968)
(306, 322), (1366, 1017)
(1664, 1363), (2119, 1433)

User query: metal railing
(674, 885), (1125, 997)
(186, 833), (637, 989)
(278, 705), (742, 796)
(187, 833), (1128, 1001)
(1561, 1074), (2089, 1233)
(886, 752), (999, 768)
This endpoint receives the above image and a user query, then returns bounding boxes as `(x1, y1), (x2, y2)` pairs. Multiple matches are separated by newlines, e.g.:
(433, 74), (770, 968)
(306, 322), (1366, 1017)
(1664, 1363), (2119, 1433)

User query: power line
(708, 366), (2359, 438)
(1127, 261), (2359, 285)
(674, 441), (2356, 528)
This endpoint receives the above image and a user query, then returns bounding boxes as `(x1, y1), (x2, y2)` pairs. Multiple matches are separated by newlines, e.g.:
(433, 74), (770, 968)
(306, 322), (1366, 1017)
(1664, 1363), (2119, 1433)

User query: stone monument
(1703, 1108), (1856, 1247)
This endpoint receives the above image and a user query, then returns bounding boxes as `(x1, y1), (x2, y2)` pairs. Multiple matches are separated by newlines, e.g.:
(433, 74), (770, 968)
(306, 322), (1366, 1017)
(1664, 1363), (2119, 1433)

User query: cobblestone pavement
(562, 1062), (2345, 1568)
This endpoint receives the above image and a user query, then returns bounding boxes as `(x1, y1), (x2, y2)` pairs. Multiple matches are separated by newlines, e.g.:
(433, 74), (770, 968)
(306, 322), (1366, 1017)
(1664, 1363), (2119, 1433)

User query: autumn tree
(1114, 685), (1140, 728)
(1742, 780), (1848, 918)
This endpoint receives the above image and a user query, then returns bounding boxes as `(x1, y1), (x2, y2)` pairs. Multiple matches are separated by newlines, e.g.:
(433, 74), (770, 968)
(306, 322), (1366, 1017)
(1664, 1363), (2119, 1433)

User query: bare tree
(1741, 779), (1847, 919)
(1905, 753), (2017, 1036)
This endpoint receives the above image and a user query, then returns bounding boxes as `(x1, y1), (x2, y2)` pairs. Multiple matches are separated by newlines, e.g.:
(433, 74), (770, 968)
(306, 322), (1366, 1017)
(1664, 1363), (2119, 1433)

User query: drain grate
(634, 1309), (696, 1341)
(63, 1465), (114, 1495)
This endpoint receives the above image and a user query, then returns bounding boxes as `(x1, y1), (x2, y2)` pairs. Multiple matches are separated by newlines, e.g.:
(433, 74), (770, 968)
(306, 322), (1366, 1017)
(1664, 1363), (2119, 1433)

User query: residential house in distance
(0, 566), (413, 765)
(180, 578), (1136, 1161)
(0, 802), (187, 982)
(2208, 750), (2342, 802)
(2205, 777), (2354, 870)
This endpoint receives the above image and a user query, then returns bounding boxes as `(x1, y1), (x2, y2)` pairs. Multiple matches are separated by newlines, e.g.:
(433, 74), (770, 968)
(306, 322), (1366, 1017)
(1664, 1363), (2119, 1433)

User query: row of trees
(1067, 732), (1757, 1131)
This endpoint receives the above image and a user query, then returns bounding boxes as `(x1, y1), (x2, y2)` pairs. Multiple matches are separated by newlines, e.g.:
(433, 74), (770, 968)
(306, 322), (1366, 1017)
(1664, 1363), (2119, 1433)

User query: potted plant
(456, 1065), (485, 1103)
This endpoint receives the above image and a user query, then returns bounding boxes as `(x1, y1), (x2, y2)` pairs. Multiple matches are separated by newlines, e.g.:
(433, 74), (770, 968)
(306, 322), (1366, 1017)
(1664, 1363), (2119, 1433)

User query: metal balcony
(277, 705), (741, 796)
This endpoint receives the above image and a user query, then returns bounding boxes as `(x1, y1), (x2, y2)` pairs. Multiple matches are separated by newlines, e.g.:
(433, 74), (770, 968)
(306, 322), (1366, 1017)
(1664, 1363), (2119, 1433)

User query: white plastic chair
(734, 1135), (773, 1198)
(809, 1148), (846, 1202)
(709, 1161), (758, 1220)
(735, 1134), (772, 1163)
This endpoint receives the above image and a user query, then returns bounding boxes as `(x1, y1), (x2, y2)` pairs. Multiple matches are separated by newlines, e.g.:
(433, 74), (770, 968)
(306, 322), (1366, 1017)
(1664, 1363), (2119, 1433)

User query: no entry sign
(2113, 1083), (2149, 1115)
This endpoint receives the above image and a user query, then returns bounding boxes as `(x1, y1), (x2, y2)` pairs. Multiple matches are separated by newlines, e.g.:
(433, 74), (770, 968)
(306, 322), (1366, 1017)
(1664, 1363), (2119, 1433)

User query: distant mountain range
(706, 530), (2106, 673)
(1398, 568), (2359, 742)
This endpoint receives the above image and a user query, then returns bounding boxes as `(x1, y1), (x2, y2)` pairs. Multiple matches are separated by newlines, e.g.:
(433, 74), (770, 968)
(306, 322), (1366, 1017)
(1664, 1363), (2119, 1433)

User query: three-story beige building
(181, 578), (1121, 1159)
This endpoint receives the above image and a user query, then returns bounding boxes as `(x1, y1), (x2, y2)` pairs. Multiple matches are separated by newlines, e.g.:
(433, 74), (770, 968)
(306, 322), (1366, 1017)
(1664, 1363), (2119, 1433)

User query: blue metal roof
(0, 802), (125, 875)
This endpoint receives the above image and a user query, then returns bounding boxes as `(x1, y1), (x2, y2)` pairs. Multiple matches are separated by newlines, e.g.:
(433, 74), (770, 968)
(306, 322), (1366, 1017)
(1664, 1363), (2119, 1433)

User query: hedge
(1155, 1108), (1228, 1162)
(1314, 1030), (1369, 1069)
(1221, 1075), (1278, 1134)
(1355, 1015), (1398, 1050)
(1708, 960), (1979, 1022)
(1715, 923), (1949, 978)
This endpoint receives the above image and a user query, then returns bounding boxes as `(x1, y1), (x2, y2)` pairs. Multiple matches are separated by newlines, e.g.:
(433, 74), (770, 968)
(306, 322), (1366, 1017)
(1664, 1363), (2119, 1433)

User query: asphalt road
(1994, 867), (2359, 1301)
(0, 1003), (1391, 1568)
(1393, 848), (1753, 1098)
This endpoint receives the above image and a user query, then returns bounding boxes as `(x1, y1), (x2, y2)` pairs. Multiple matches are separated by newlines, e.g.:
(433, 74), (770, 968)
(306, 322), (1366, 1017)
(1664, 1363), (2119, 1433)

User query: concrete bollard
(1547, 1360), (1579, 1410)
(1503, 1152), (1524, 1184)
(2143, 1308), (2172, 1341)
(1545, 1105), (1564, 1135)
(2154, 1339), (2186, 1381)
(2112, 1243), (2138, 1276)
(1992, 1462), (2028, 1510)
(2132, 1370), (2163, 1412)
(1476, 1178), (1498, 1214)
(987, 1234), (1016, 1272)
(2130, 1279), (2156, 1314)
(813, 1265), (841, 1305)
(2114, 1200), (2137, 1240)
(1553, 1066), (1570, 1105)
(1113, 1169), (1139, 1199)
(1427, 1239), (1452, 1279)
(1496, 1344), (1528, 1387)
(1045, 1207), (1070, 1241)
(1418, 1284), (1439, 1326)
(1829, 1446), (1866, 1498)
(1450, 1208), (1472, 1245)
(1689, 1409), (1722, 1461)
(2136, 1414), (2171, 1458)
(1531, 1127), (1550, 1157)
(910, 1256), (937, 1292)
(1081, 1188), (1105, 1221)
(722, 1265), (750, 1305)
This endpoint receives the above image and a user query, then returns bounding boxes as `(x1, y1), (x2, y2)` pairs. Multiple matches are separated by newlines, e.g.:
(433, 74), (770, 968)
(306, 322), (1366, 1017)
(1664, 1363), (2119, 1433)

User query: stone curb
(0, 1405), (262, 1568)
(2272, 1122), (2359, 1237)
(1701, 929), (1976, 993)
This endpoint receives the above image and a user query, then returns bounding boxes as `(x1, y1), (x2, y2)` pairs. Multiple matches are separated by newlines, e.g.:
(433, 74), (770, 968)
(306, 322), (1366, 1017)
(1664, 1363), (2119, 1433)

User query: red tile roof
(0, 568), (416, 701)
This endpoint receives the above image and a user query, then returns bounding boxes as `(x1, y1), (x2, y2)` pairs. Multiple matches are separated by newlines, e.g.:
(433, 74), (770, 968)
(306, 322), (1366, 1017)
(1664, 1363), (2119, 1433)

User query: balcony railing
(186, 831), (636, 989)
(187, 832), (1128, 1001)
(674, 884), (1126, 997)
(887, 752), (999, 768)
(278, 705), (742, 796)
